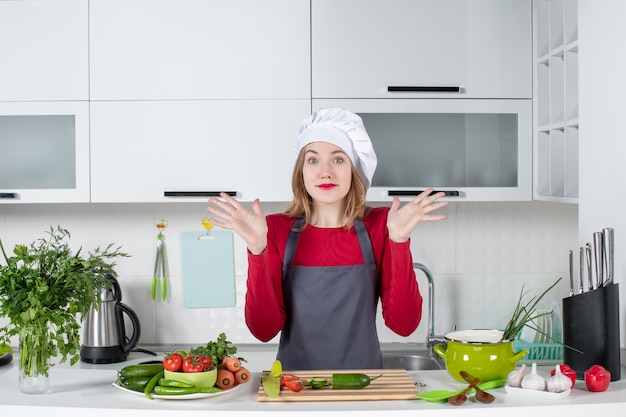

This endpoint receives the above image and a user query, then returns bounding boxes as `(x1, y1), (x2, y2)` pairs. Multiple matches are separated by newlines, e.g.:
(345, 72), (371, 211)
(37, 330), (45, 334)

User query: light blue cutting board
(180, 230), (236, 308)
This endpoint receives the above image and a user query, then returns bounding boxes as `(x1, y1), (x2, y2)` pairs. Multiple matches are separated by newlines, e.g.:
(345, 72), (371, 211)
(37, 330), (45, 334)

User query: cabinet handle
(163, 191), (237, 197)
(387, 86), (461, 92)
(0, 192), (18, 199)
(387, 190), (460, 197)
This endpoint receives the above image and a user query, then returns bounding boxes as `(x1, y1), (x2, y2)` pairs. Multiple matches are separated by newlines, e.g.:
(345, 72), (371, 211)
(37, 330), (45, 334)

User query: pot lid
(444, 329), (505, 344)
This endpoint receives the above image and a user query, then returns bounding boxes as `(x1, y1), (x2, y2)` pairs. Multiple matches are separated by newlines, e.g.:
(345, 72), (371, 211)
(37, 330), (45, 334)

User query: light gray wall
(579, 0), (626, 348)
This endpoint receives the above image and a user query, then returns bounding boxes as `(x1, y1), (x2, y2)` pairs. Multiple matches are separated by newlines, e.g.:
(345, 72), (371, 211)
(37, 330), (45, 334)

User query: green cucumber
(307, 377), (330, 389)
(118, 375), (153, 392)
(331, 373), (382, 390)
(153, 385), (222, 395)
(119, 363), (164, 379)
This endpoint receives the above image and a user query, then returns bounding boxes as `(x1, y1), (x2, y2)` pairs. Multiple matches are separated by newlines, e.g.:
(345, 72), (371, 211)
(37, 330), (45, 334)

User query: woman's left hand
(386, 188), (448, 243)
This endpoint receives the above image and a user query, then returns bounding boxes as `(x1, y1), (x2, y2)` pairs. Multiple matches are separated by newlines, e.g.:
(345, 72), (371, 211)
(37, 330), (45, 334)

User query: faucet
(413, 263), (446, 368)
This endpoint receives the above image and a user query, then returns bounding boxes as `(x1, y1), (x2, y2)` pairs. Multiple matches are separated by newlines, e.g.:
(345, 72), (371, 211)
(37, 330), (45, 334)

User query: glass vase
(18, 325), (50, 394)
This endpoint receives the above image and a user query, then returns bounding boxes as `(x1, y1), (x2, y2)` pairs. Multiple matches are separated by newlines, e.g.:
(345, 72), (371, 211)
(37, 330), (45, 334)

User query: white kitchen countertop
(1, 348), (624, 417)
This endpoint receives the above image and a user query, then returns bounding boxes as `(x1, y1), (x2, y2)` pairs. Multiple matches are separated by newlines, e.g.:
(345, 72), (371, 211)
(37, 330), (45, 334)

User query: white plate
(505, 385), (571, 399)
(112, 382), (241, 400)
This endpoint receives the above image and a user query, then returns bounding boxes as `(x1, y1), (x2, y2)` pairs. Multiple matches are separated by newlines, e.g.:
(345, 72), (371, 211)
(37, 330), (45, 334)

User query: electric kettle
(80, 272), (141, 364)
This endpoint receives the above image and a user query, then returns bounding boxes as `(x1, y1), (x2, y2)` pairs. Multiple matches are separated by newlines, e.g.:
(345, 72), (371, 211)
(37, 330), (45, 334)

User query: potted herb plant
(0, 226), (128, 394)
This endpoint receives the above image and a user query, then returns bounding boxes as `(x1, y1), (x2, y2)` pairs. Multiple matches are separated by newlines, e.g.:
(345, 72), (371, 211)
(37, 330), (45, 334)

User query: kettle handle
(116, 303), (141, 354)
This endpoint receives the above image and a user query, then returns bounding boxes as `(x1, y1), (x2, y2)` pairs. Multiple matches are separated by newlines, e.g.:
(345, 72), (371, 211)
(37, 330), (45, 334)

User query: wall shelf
(533, 0), (579, 203)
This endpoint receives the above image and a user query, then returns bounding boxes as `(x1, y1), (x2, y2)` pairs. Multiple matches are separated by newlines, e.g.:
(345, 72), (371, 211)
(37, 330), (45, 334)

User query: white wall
(578, 0), (626, 348)
(0, 200), (577, 348)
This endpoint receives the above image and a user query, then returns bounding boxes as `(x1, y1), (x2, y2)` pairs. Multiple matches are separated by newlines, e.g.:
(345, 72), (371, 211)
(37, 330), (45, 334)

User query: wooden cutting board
(257, 369), (418, 402)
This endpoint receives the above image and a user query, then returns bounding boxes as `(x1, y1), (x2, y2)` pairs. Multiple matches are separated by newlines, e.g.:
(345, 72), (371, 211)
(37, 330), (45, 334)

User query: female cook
(206, 108), (447, 370)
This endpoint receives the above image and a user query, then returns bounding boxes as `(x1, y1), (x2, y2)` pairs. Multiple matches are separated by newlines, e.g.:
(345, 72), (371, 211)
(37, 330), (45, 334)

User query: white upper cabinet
(312, 0), (532, 99)
(89, 0), (310, 100)
(0, 101), (90, 203)
(90, 100), (310, 203)
(0, 0), (88, 101)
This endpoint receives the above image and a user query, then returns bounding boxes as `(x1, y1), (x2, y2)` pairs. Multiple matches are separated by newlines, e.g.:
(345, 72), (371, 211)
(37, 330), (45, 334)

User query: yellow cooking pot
(433, 329), (528, 383)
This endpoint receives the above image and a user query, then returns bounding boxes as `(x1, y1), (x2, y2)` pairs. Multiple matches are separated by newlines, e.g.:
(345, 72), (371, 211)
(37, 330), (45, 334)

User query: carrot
(221, 355), (241, 372)
(234, 367), (251, 384)
(216, 368), (235, 389)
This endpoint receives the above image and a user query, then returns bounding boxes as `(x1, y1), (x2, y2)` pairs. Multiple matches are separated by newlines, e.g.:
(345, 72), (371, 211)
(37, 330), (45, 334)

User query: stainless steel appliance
(80, 272), (141, 364)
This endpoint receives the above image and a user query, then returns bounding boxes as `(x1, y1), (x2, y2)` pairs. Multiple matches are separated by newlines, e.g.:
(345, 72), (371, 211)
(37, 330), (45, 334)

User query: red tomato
(283, 378), (305, 392)
(198, 355), (212, 370)
(163, 352), (183, 372)
(550, 364), (577, 388)
(584, 365), (611, 392)
(182, 355), (206, 373)
(280, 374), (301, 387)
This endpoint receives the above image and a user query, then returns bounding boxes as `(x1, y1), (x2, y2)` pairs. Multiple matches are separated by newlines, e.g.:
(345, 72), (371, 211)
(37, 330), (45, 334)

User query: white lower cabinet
(90, 100), (311, 203)
(0, 101), (90, 203)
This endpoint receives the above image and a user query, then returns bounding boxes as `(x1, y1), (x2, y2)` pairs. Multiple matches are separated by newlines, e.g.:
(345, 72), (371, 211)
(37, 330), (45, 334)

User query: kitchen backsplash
(0, 201), (577, 348)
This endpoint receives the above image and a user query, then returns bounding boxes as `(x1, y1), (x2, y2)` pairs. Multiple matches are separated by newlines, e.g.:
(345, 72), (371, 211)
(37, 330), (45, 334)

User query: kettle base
(80, 345), (129, 364)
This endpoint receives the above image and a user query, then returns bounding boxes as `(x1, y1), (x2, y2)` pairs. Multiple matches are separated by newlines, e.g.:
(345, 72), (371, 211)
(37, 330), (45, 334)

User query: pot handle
(433, 343), (448, 359)
(511, 349), (529, 364)
(116, 303), (141, 353)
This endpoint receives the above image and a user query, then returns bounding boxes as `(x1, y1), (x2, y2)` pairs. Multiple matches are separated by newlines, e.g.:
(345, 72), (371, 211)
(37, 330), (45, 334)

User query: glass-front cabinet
(0, 102), (90, 203)
(313, 99), (532, 202)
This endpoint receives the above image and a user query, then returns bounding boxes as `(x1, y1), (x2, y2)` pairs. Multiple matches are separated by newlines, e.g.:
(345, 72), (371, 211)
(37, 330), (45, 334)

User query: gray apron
(276, 216), (383, 370)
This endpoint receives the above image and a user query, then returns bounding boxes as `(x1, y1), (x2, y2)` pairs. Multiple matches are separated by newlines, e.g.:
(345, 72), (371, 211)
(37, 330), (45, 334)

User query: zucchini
(153, 385), (222, 395)
(119, 363), (164, 379)
(331, 373), (382, 390)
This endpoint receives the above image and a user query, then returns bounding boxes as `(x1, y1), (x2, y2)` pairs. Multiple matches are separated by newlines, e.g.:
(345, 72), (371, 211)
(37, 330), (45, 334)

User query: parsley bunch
(0, 226), (129, 376)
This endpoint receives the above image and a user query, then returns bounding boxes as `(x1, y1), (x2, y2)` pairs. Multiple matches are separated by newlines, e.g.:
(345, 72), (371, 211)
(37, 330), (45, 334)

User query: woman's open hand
(386, 188), (448, 243)
(206, 192), (268, 254)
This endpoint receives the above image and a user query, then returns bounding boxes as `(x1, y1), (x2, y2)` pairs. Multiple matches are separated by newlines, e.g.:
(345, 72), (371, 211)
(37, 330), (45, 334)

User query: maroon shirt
(245, 207), (423, 342)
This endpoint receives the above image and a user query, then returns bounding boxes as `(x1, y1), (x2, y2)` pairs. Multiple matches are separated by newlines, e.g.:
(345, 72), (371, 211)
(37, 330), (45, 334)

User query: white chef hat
(295, 108), (377, 189)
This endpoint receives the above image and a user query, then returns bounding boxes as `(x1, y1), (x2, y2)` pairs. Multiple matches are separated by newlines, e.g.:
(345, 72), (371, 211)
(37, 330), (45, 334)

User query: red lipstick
(318, 183), (337, 190)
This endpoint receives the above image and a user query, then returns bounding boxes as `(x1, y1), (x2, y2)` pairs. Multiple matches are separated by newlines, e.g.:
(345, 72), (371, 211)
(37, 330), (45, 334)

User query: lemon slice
(269, 359), (282, 377)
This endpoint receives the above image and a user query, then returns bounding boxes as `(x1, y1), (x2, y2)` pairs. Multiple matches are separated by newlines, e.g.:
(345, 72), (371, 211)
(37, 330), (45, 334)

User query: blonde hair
(284, 149), (369, 231)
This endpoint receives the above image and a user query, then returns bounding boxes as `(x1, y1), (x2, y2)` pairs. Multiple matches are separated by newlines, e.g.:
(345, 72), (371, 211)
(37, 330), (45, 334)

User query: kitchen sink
(382, 352), (444, 370)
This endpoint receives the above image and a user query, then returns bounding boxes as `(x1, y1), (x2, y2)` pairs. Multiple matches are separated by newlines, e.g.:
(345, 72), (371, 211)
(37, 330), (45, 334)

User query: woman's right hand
(206, 192), (268, 254)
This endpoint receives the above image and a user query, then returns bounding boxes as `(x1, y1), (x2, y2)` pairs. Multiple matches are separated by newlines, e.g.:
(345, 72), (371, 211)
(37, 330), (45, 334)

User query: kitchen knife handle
(603, 228), (614, 286)
(568, 249), (574, 296)
(579, 247), (584, 294)
(163, 191), (237, 197)
(387, 190), (460, 197)
(593, 232), (604, 289)
(585, 243), (593, 291)
(387, 86), (461, 92)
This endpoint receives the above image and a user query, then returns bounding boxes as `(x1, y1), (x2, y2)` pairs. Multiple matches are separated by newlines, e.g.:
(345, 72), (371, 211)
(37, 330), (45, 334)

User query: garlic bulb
(547, 364), (571, 393)
(521, 362), (547, 391)
(506, 363), (526, 387)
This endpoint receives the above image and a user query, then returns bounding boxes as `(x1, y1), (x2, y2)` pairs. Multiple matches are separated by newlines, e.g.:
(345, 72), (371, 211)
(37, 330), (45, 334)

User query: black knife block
(562, 283), (620, 381)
